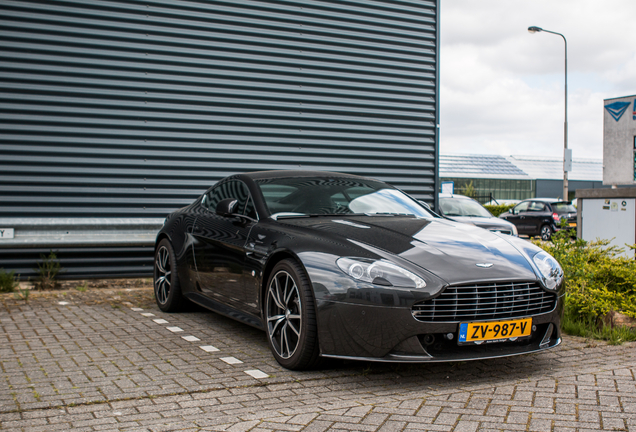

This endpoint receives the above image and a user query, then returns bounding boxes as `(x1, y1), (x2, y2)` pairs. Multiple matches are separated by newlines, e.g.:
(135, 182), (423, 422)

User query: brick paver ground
(1, 287), (634, 431)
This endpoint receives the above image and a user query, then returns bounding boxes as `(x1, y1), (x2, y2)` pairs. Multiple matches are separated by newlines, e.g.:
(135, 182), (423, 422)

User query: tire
(540, 225), (552, 241)
(265, 259), (322, 370)
(154, 238), (184, 312)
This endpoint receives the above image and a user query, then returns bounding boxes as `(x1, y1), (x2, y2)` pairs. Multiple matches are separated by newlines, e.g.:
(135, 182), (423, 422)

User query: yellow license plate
(458, 317), (532, 343)
(569, 222), (576, 227)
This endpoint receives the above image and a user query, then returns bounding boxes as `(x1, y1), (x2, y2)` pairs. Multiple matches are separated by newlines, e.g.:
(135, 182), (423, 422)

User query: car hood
(280, 216), (538, 285)
(444, 216), (515, 231)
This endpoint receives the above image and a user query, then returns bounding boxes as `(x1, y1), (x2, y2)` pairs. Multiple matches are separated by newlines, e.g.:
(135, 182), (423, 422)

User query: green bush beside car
(533, 223), (636, 344)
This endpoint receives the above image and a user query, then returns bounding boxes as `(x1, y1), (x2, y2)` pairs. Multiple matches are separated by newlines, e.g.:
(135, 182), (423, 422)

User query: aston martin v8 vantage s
(154, 171), (564, 370)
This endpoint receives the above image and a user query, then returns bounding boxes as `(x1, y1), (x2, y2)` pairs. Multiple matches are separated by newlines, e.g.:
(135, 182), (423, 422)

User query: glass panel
(257, 177), (432, 217)
(439, 198), (492, 217)
(513, 201), (530, 213)
(551, 203), (576, 213)
(528, 202), (545, 212)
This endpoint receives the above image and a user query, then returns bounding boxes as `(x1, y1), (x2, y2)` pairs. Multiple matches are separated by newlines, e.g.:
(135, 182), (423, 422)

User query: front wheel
(154, 238), (184, 312)
(265, 259), (321, 370)
(540, 225), (552, 241)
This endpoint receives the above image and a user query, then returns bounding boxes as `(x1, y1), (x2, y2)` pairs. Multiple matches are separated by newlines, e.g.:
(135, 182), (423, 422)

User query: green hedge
(533, 226), (636, 341)
(483, 204), (515, 217)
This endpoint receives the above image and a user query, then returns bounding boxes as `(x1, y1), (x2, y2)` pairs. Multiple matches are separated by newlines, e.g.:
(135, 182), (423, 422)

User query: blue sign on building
(604, 101), (630, 122)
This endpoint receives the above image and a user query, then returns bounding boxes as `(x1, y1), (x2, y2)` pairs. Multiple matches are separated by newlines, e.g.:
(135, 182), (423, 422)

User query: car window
(439, 197), (492, 217)
(528, 202), (546, 212)
(551, 202), (576, 213)
(256, 177), (433, 218)
(203, 180), (254, 217)
(513, 201), (530, 214)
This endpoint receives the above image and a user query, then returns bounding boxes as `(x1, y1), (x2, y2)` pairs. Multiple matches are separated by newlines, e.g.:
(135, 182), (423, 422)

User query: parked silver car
(439, 193), (518, 236)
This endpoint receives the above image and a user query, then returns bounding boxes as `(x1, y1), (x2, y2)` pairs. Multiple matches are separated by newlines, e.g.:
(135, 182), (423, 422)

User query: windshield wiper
(367, 213), (417, 217)
(272, 212), (366, 220)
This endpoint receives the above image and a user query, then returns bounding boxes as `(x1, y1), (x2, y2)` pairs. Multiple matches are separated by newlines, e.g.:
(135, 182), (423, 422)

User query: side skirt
(185, 292), (265, 331)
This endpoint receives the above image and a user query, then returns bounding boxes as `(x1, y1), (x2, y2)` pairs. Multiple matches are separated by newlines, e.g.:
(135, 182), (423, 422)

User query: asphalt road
(1, 288), (635, 432)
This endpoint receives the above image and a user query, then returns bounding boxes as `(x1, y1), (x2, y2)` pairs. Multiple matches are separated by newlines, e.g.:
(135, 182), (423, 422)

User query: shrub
(483, 203), (515, 217)
(533, 224), (636, 342)
(0, 268), (19, 293)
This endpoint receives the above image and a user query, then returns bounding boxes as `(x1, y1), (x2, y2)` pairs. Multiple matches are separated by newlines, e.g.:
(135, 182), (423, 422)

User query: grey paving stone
(1, 290), (635, 432)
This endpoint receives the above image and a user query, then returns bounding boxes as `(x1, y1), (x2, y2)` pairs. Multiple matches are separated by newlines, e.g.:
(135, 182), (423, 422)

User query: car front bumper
(315, 297), (563, 362)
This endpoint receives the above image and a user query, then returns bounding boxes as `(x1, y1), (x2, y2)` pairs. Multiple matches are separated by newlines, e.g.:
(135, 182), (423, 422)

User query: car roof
(237, 170), (371, 181)
(522, 198), (570, 204)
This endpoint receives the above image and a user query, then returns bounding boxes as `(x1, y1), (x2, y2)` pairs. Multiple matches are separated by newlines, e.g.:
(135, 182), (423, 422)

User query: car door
(524, 201), (547, 236)
(505, 201), (530, 234)
(192, 180), (256, 309)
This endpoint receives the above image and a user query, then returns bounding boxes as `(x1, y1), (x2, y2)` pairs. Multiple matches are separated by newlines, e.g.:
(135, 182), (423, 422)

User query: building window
(439, 178), (535, 203)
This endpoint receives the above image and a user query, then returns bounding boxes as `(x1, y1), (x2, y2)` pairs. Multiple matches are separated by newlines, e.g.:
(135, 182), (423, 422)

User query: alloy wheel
(266, 270), (302, 359)
(540, 225), (552, 241)
(155, 245), (171, 304)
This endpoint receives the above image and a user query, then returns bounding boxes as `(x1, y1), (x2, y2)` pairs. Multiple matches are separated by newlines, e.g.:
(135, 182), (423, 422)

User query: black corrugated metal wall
(0, 0), (440, 278)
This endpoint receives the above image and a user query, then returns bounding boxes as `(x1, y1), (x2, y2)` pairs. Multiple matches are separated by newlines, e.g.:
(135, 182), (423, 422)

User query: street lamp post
(528, 26), (569, 201)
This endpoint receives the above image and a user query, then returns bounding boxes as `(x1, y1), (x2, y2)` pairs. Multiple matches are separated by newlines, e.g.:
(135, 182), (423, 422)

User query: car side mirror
(216, 198), (238, 217)
(418, 200), (431, 210)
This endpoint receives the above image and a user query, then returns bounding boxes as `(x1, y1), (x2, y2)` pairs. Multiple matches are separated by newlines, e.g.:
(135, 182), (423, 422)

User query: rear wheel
(265, 259), (321, 370)
(540, 224), (552, 241)
(154, 238), (184, 312)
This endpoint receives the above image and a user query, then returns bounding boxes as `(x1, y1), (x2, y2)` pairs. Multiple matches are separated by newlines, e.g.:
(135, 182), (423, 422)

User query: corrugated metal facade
(0, 0), (440, 277)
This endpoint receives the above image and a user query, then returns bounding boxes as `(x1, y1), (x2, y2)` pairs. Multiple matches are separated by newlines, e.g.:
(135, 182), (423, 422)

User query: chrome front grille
(412, 281), (557, 322)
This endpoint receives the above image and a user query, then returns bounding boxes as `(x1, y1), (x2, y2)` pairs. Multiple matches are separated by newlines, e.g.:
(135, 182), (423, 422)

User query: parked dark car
(499, 198), (577, 240)
(154, 171), (564, 370)
(438, 193), (518, 236)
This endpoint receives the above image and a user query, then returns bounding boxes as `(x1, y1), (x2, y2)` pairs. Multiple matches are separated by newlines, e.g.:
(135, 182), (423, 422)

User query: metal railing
(0, 218), (164, 248)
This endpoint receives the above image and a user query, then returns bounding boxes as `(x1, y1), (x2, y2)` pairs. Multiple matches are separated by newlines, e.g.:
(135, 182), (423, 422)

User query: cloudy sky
(439, 0), (636, 160)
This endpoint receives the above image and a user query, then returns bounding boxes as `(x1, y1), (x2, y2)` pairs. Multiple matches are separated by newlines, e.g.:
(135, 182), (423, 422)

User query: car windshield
(256, 177), (432, 219)
(551, 202), (577, 213)
(439, 197), (492, 218)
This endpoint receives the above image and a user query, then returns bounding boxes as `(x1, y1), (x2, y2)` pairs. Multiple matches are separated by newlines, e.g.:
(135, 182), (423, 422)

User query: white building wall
(603, 95), (636, 185)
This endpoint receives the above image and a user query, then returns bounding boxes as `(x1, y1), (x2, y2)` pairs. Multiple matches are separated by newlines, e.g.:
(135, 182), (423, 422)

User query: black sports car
(154, 171), (564, 370)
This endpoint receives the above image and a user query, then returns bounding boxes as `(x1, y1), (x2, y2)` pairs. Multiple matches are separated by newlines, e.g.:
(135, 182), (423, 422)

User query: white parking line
(130, 308), (143, 311)
(220, 357), (243, 365)
(244, 369), (268, 379)
(138, 311), (260, 372)
(58, 301), (70, 305)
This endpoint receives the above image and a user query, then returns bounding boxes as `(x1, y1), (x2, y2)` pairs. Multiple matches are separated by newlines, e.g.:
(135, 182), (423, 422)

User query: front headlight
(336, 257), (426, 289)
(532, 251), (563, 290)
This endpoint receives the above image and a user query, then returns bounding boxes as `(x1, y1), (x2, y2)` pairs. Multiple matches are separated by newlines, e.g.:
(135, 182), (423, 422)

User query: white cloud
(440, 0), (636, 159)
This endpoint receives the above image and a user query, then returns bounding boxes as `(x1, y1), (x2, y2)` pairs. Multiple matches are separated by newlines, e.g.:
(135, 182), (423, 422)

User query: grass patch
(562, 311), (636, 345)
